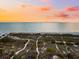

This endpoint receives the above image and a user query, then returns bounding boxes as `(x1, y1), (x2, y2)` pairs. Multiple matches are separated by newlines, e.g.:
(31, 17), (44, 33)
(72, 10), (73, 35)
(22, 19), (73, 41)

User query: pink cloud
(65, 6), (79, 11)
(40, 0), (48, 3)
(56, 12), (69, 18)
(38, 6), (50, 12)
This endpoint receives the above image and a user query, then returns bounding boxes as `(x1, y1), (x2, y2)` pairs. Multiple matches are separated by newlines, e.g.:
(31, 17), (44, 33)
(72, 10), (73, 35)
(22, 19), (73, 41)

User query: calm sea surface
(0, 22), (79, 33)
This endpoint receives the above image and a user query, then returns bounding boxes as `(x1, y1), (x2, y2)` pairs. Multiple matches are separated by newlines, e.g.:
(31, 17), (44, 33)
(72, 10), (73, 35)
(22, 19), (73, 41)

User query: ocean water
(0, 22), (79, 33)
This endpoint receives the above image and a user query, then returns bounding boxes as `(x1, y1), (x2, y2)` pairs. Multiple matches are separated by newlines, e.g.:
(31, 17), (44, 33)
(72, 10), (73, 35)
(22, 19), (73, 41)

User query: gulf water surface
(0, 22), (79, 33)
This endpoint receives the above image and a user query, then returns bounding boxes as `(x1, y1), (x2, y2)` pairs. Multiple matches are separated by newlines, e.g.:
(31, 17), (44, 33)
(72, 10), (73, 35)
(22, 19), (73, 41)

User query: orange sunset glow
(0, 0), (79, 22)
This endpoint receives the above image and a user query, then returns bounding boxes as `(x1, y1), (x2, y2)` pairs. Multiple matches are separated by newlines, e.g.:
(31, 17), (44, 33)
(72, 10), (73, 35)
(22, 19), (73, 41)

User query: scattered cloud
(65, 6), (79, 12)
(0, 3), (79, 22)
(40, 0), (48, 3)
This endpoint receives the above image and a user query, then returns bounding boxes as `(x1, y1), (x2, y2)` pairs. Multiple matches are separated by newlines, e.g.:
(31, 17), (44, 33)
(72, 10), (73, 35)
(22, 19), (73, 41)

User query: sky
(0, 0), (79, 22)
